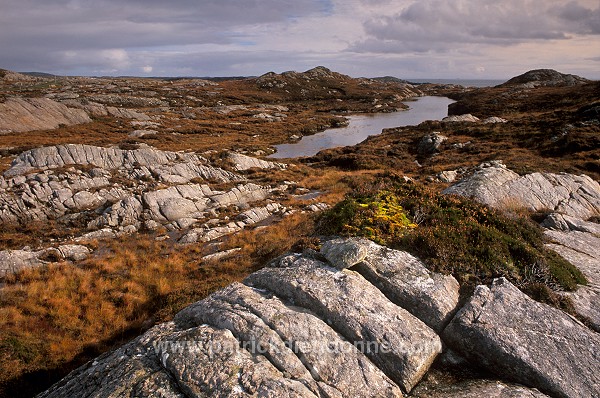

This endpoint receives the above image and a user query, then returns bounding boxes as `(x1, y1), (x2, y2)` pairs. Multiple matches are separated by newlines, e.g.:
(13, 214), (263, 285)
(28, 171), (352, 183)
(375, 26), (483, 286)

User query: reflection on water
(269, 96), (455, 159)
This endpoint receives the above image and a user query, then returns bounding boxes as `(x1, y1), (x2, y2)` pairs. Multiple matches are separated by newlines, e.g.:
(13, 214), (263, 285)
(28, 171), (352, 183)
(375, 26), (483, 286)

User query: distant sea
(408, 79), (506, 88)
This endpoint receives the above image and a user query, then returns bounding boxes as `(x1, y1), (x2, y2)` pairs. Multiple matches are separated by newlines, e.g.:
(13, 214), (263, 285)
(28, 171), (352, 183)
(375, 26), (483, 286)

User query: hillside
(0, 67), (598, 397)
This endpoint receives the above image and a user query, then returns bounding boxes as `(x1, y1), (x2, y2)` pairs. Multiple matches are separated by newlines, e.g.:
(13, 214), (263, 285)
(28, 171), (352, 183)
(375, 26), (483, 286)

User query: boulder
(443, 277), (600, 398)
(329, 238), (460, 333)
(411, 379), (550, 397)
(0, 249), (46, 278)
(442, 114), (480, 123)
(417, 132), (447, 155)
(175, 283), (403, 397)
(0, 98), (91, 133)
(443, 162), (600, 220)
(228, 152), (286, 171)
(544, 221), (600, 331)
(245, 254), (442, 393)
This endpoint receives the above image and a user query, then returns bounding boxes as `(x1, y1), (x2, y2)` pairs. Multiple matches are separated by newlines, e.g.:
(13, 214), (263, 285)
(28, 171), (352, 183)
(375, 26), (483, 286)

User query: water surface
(270, 96), (454, 159)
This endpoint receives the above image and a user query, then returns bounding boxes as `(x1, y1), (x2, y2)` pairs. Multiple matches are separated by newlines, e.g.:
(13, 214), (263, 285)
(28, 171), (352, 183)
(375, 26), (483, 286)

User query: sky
(1, 0), (599, 79)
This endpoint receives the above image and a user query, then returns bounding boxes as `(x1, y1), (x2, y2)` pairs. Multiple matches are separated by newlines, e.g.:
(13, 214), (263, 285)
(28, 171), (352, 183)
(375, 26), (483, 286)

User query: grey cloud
(350, 0), (600, 54)
(0, 0), (327, 56)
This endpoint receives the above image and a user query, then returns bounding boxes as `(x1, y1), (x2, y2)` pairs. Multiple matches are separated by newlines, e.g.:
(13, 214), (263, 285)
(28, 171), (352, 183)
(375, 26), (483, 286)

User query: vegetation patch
(318, 173), (586, 299)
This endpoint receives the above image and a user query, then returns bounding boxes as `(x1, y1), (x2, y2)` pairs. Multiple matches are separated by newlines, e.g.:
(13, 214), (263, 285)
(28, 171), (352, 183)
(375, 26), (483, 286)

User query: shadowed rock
(443, 277), (600, 398)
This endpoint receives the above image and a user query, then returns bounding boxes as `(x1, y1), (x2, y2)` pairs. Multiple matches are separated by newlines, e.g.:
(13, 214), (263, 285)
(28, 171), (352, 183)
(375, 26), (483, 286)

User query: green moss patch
(318, 174), (586, 301)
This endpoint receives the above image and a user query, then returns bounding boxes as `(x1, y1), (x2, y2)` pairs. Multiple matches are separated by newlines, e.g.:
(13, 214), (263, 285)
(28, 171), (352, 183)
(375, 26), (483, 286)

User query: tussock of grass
(318, 173), (586, 299)
(0, 213), (315, 398)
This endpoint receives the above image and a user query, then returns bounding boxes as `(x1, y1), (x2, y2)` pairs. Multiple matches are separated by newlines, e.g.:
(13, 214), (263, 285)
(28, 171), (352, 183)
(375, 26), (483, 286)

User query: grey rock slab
(154, 324), (318, 398)
(0, 97), (91, 133)
(0, 249), (46, 278)
(545, 227), (600, 331)
(37, 322), (187, 398)
(228, 152), (286, 171)
(417, 133), (447, 155)
(411, 379), (550, 398)
(442, 114), (480, 123)
(442, 277), (600, 398)
(542, 212), (600, 235)
(320, 237), (369, 269)
(443, 164), (600, 220)
(245, 255), (442, 393)
(176, 283), (403, 398)
(329, 238), (460, 333)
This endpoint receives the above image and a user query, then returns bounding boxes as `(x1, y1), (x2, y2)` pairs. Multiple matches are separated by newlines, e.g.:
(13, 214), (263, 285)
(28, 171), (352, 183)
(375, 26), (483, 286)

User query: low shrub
(318, 173), (586, 296)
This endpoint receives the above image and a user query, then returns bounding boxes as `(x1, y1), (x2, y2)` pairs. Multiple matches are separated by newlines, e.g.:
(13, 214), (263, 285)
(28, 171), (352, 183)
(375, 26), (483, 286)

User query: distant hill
(372, 76), (413, 84)
(21, 71), (58, 78)
(500, 69), (589, 88)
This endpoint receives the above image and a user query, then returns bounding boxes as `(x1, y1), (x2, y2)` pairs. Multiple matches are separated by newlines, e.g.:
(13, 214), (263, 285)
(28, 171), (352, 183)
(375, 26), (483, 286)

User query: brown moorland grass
(0, 212), (315, 398)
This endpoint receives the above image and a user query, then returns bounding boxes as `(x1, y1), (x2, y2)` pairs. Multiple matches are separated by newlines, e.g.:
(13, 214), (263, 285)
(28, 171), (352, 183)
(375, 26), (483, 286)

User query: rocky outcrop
(417, 132), (447, 155)
(442, 114), (480, 123)
(228, 152), (287, 171)
(0, 244), (90, 278)
(39, 239), (459, 397)
(0, 97), (91, 133)
(443, 277), (600, 398)
(412, 379), (550, 397)
(543, 214), (600, 331)
(443, 161), (600, 220)
(0, 144), (309, 276)
(37, 239), (600, 397)
(500, 69), (589, 88)
(444, 162), (600, 331)
(321, 238), (460, 333)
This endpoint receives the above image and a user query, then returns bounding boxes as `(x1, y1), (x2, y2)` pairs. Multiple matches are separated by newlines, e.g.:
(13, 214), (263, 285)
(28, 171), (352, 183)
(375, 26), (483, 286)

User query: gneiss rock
(442, 114), (480, 123)
(417, 132), (447, 155)
(442, 277), (600, 398)
(322, 238), (460, 333)
(245, 254), (442, 393)
(543, 215), (600, 331)
(443, 162), (600, 220)
(228, 152), (287, 171)
(175, 283), (402, 397)
(411, 379), (550, 398)
(0, 97), (91, 133)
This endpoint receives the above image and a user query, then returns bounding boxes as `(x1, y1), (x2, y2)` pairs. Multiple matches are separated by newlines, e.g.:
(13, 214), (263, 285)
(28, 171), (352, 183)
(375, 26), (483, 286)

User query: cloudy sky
(1, 0), (599, 79)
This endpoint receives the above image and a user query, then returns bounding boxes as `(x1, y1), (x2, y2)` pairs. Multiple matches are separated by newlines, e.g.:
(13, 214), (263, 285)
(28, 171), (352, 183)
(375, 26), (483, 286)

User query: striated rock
(329, 238), (460, 333)
(442, 114), (480, 123)
(500, 69), (589, 88)
(544, 219), (600, 331)
(129, 129), (158, 138)
(228, 152), (287, 171)
(0, 249), (45, 278)
(443, 277), (600, 398)
(245, 254), (442, 393)
(0, 244), (91, 278)
(411, 379), (550, 398)
(106, 106), (151, 120)
(437, 170), (459, 183)
(417, 132), (447, 155)
(443, 162), (600, 220)
(482, 116), (507, 124)
(542, 213), (600, 235)
(175, 283), (402, 397)
(0, 97), (91, 133)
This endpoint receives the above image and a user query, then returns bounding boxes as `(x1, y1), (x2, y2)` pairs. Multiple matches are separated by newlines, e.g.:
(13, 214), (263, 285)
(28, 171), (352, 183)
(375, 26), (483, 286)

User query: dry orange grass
(0, 212), (315, 398)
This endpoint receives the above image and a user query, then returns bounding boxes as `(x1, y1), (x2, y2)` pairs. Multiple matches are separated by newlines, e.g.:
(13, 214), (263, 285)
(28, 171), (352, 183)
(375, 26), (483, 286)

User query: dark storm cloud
(349, 0), (600, 53)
